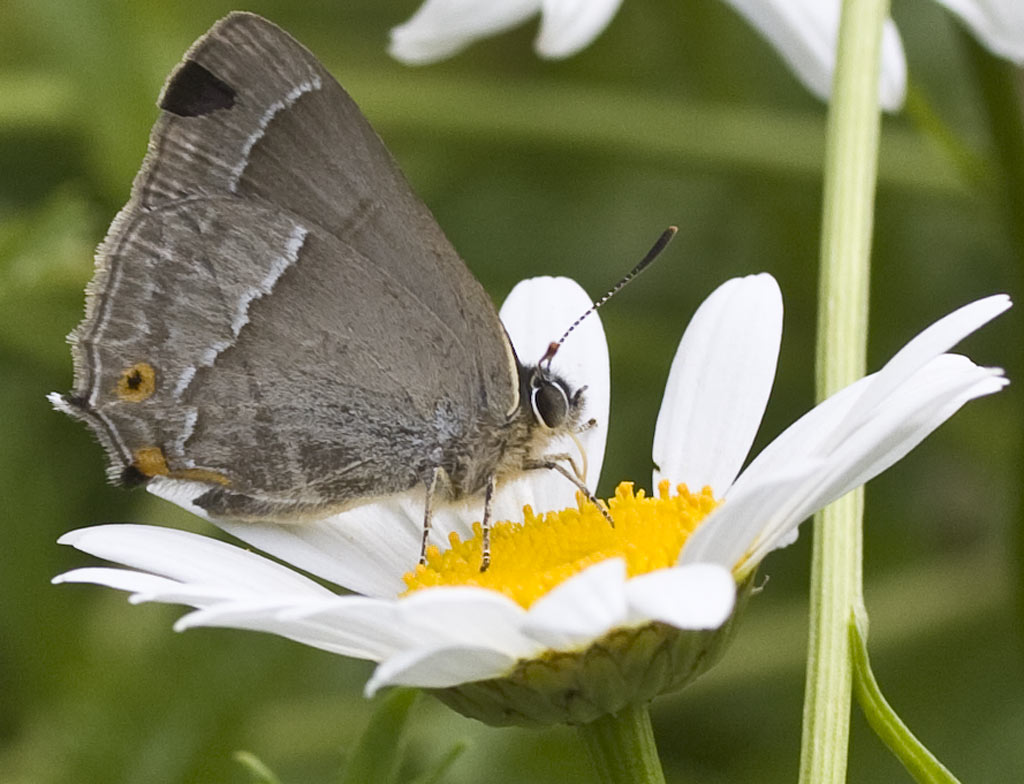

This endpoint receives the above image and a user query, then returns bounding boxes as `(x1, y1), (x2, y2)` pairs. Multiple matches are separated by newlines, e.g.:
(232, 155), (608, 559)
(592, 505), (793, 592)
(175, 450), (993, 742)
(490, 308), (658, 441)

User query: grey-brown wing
(58, 12), (519, 515)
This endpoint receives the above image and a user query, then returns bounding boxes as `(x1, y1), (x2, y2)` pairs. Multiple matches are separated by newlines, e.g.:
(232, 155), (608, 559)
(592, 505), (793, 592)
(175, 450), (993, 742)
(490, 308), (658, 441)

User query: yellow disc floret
(404, 480), (719, 609)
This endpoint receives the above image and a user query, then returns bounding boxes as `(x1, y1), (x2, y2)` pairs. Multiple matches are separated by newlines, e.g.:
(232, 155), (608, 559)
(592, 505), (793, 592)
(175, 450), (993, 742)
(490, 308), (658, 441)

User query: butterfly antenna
(540, 226), (677, 366)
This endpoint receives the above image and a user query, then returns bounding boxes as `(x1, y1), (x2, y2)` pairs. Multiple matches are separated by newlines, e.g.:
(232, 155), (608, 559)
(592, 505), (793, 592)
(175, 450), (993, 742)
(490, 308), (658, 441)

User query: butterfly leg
(525, 456), (614, 528)
(480, 475), (496, 573)
(420, 466), (443, 565)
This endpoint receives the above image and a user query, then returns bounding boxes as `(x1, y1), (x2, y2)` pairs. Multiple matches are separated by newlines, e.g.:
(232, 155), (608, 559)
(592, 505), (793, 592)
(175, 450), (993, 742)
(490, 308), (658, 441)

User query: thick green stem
(798, 1), (887, 782)
(577, 703), (667, 784)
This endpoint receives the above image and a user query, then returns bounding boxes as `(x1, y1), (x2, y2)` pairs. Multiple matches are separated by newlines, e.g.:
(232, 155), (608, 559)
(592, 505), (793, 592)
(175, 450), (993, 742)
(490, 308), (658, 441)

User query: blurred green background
(2, 0), (1022, 781)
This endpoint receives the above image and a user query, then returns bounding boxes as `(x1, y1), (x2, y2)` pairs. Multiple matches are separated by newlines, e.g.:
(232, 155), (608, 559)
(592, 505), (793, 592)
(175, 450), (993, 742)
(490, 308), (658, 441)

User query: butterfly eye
(531, 378), (570, 429)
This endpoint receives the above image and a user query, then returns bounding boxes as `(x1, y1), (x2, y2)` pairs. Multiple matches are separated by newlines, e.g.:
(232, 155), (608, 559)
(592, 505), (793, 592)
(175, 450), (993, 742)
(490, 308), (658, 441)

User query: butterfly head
(524, 363), (586, 433)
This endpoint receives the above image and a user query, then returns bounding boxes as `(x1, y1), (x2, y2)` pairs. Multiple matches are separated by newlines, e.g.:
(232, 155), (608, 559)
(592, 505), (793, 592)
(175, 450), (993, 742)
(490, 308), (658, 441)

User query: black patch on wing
(159, 60), (236, 117)
(64, 393), (90, 411)
(120, 464), (150, 486)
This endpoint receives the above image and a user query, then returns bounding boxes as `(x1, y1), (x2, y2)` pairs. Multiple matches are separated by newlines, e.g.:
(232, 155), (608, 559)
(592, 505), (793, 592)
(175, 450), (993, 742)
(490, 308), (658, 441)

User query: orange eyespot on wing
(116, 362), (157, 402)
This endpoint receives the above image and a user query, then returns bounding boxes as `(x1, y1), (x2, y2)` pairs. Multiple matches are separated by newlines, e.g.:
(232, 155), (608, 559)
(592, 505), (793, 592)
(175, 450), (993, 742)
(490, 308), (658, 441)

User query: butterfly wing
(57, 12), (520, 519)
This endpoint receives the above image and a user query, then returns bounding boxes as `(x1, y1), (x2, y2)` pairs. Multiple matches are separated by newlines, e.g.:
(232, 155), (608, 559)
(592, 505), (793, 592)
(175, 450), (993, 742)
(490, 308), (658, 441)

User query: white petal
(209, 496), (425, 599)
(497, 276), (610, 517)
(800, 358), (1006, 507)
(719, 0), (907, 111)
(147, 477), (213, 522)
(389, 0), (541, 64)
(735, 294), (1009, 478)
(823, 294), (1010, 453)
(535, 0), (623, 58)
(932, 0), (1024, 63)
(682, 294), (1010, 571)
(175, 598), (391, 659)
(57, 524), (331, 597)
(56, 530), (385, 657)
(150, 479), (475, 599)
(288, 587), (538, 661)
(55, 567), (190, 599)
(184, 595), (416, 660)
(367, 645), (518, 694)
(680, 457), (826, 568)
(685, 357), (1005, 571)
(625, 564), (736, 629)
(653, 274), (782, 497)
(271, 597), (426, 660)
(744, 359), (1005, 567)
(522, 559), (628, 648)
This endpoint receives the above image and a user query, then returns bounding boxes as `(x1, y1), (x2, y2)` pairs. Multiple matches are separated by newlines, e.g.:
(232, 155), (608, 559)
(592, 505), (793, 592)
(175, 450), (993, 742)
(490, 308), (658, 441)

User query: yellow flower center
(403, 480), (719, 608)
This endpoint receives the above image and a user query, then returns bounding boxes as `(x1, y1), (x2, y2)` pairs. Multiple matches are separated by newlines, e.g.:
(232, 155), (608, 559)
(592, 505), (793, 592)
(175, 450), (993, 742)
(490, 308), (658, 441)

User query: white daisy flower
(388, 0), (1024, 112)
(54, 274), (1009, 726)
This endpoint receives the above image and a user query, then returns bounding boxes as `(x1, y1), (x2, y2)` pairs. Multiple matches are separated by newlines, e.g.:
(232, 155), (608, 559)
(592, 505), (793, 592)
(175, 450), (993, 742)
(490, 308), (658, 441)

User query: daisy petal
(535, 0), (623, 58)
(731, 295), (1010, 487)
(175, 599), (388, 659)
(744, 359), (1005, 566)
(824, 294), (1010, 452)
(683, 294), (1010, 571)
(54, 567), (189, 598)
(367, 645), (518, 694)
(150, 480), (475, 599)
(719, 0), (907, 111)
(268, 596), (431, 661)
(389, 0), (540, 64)
(625, 564), (736, 629)
(653, 274), (782, 497)
(293, 587), (537, 658)
(498, 276), (610, 517)
(931, 0), (1024, 63)
(680, 458), (825, 568)
(805, 359), (1006, 506)
(57, 524), (331, 597)
(522, 559), (628, 648)
(686, 356), (1005, 571)
(208, 497), (424, 599)
(146, 477), (213, 522)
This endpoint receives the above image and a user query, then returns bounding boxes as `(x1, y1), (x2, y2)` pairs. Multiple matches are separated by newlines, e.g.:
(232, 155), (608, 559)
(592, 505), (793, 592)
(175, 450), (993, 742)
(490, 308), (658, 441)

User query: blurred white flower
(930, 0), (1024, 63)
(389, 0), (624, 64)
(389, 0), (1024, 112)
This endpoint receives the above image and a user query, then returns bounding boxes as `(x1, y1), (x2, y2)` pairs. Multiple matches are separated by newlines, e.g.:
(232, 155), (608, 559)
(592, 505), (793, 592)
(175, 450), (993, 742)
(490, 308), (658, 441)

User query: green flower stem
(577, 702), (667, 784)
(849, 611), (962, 784)
(799, 1), (888, 782)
